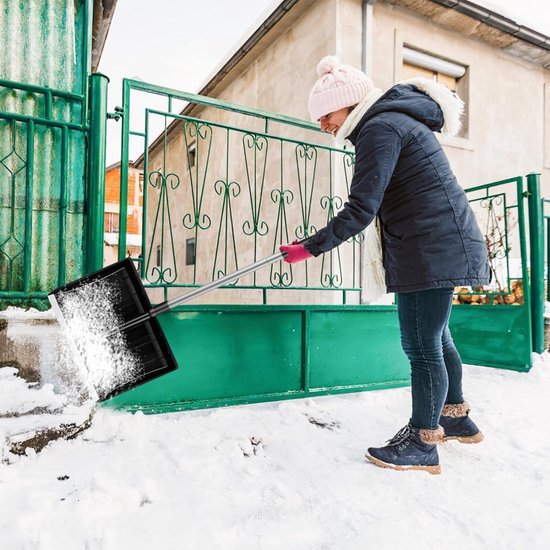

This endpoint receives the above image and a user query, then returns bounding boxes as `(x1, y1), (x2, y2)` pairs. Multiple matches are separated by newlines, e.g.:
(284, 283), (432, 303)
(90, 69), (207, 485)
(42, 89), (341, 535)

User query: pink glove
(279, 241), (313, 264)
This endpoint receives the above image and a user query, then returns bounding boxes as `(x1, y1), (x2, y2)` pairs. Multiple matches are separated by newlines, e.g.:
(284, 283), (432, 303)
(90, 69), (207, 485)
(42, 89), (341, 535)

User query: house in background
(135, 0), (550, 305)
(175, 0), (550, 188)
(104, 161), (143, 265)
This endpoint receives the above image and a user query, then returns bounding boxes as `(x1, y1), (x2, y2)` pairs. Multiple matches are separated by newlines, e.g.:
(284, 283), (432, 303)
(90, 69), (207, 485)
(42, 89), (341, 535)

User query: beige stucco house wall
(371, 1), (550, 189)
(137, 0), (550, 305)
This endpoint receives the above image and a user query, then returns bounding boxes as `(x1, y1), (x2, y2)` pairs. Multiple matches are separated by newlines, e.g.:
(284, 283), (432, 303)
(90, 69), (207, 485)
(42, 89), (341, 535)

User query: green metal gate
(102, 79), (544, 413)
(453, 174), (543, 370)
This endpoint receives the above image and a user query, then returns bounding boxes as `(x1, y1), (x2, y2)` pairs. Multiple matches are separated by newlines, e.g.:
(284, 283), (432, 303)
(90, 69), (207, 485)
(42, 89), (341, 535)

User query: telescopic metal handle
(151, 251), (286, 316)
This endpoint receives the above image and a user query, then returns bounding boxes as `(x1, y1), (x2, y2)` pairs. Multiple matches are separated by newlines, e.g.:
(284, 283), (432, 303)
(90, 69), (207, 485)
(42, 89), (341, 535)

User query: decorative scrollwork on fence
(182, 121), (212, 231)
(0, 120), (27, 289)
(341, 151), (363, 287)
(294, 144), (317, 240)
(319, 179), (343, 288)
(270, 188), (294, 287)
(212, 179), (241, 282)
(242, 133), (269, 239)
(145, 170), (180, 284)
(479, 194), (514, 293)
(242, 133), (269, 286)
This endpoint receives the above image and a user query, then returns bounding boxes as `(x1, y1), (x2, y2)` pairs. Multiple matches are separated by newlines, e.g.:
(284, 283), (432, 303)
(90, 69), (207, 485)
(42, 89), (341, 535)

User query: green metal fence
(116, 80), (544, 311)
(454, 175), (538, 369)
(119, 79), (363, 306)
(0, 0), (94, 309)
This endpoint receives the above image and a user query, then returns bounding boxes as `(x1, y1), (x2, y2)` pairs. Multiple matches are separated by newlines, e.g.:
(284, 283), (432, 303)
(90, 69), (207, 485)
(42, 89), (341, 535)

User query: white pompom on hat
(308, 56), (374, 121)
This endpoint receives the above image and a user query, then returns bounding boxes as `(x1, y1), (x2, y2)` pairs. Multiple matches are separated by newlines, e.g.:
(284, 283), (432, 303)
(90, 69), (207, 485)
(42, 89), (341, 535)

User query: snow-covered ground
(1, 353), (549, 550)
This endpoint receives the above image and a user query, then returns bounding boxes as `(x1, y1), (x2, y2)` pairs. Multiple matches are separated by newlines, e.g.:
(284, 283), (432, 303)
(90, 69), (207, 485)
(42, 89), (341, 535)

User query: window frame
(392, 34), (473, 150)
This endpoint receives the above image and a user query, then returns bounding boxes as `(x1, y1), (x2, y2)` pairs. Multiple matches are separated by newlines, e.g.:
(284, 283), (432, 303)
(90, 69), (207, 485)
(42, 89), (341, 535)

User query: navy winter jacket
(303, 84), (491, 293)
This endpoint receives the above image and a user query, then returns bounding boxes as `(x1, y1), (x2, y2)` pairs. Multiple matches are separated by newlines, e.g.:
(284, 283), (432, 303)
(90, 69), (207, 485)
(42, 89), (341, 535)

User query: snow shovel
(48, 252), (286, 402)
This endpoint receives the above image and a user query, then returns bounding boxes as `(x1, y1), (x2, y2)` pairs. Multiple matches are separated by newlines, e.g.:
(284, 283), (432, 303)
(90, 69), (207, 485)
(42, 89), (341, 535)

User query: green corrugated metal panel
(0, 1), (91, 308)
(450, 305), (532, 371)
(103, 306), (411, 414)
(0, 0), (88, 95)
(0, 110), (87, 308)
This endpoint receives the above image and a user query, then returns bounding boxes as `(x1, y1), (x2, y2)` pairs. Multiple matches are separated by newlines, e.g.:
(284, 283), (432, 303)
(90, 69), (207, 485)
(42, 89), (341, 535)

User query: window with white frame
(402, 46), (469, 138)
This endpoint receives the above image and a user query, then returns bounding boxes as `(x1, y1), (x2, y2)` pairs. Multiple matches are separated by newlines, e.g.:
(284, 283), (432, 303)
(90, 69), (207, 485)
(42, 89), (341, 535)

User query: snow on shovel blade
(48, 258), (178, 402)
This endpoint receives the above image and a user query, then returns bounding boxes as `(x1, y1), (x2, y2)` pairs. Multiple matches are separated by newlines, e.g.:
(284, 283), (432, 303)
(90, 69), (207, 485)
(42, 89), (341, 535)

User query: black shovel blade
(48, 258), (178, 402)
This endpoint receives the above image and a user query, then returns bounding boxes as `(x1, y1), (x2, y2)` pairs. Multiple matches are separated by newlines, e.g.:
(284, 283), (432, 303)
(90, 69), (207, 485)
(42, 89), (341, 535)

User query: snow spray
(51, 279), (139, 403)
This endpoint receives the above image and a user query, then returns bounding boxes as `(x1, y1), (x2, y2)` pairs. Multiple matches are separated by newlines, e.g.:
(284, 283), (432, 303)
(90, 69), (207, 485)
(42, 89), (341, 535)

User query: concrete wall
(0, 313), (63, 387)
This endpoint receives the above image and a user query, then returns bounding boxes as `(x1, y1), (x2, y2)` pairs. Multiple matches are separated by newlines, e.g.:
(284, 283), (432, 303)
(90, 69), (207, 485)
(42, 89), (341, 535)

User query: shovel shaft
(115, 252), (286, 333)
(151, 251), (286, 317)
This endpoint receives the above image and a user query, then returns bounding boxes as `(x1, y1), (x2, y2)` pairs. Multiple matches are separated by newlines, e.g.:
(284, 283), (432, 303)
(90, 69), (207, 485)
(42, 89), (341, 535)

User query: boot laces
(386, 423), (412, 446)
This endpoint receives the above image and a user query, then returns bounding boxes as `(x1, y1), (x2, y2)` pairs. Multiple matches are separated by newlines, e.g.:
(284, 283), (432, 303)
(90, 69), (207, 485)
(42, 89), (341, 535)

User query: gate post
(86, 72), (109, 273)
(547, 216), (550, 302)
(527, 172), (544, 353)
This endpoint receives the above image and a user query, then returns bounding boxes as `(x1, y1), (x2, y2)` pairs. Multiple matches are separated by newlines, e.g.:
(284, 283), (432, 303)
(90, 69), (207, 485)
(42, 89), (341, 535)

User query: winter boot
(440, 402), (484, 444)
(365, 423), (444, 475)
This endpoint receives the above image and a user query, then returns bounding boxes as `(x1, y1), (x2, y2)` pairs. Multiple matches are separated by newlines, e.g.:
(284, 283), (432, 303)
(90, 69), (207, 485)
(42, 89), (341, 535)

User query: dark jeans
(397, 287), (464, 430)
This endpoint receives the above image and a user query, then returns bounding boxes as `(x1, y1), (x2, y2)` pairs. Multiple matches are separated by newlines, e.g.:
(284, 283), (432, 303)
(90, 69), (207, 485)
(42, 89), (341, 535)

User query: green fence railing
(119, 78), (363, 305)
(0, 0), (94, 309)
(0, 81), (89, 307)
(116, 79), (544, 314)
(526, 173), (545, 352)
(455, 175), (535, 367)
(463, 176), (530, 302)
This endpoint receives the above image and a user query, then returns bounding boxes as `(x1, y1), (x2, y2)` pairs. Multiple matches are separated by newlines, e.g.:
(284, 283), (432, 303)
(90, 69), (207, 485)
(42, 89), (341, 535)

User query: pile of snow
(1, 354), (549, 549)
(0, 367), (67, 416)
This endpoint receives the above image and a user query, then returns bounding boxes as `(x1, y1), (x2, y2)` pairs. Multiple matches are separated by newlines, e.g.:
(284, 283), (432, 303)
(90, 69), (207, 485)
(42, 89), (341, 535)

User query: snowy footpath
(1, 354), (549, 550)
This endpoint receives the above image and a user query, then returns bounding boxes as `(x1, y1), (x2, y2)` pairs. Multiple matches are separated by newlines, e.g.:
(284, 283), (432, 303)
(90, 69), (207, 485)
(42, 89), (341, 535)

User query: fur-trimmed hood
(341, 78), (464, 143)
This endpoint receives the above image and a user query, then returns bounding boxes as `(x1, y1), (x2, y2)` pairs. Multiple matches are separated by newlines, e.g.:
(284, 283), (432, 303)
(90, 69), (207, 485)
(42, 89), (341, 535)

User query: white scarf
(337, 79), (464, 303)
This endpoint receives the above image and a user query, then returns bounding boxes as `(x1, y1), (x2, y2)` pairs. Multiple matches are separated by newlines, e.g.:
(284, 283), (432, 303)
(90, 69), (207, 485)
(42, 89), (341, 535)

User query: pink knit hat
(308, 56), (374, 121)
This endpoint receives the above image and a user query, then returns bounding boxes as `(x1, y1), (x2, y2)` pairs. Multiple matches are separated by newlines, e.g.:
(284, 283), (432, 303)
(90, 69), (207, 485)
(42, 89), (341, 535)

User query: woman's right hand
(279, 241), (313, 264)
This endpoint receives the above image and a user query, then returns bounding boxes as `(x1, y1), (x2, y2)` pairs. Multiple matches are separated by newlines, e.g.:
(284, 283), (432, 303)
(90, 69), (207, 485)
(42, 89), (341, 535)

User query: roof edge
(429, 0), (550, 51)
(195, 0), (302, 98)
(91, 0), (118, 72)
